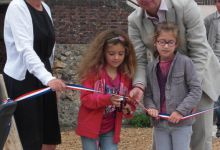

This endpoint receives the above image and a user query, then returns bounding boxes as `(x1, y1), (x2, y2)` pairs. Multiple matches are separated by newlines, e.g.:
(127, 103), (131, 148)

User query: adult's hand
(129, 87), (144, 102)
(47, 78), (66, 92)
(147, 108), (159, 118)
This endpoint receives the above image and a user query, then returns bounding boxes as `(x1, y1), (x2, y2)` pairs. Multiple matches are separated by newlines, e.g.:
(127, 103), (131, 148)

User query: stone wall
(53, 44), (88, 128)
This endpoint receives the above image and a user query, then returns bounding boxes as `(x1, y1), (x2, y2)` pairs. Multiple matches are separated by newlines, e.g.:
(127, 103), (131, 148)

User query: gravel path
(57, 128), (220, 150)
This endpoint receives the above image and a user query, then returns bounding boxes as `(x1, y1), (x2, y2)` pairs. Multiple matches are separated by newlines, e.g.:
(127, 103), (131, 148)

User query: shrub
(128, 113), (151, 128)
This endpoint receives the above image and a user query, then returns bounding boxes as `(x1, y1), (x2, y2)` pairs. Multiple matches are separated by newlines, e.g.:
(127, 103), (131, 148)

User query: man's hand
(129, 86), (144, 102)
(147, 108), (159, 118)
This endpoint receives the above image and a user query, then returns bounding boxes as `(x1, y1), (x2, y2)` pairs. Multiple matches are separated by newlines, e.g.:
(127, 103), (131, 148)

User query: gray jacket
(204, 11), (220, 61)
(144, 52), (202, 126)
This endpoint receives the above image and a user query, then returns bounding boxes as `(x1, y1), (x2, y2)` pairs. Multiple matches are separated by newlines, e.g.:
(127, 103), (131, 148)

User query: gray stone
(54, 44), (88, 128)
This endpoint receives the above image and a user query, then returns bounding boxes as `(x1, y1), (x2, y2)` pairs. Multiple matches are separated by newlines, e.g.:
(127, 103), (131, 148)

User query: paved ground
(213, 125), (217, 137)
(57, 127), (220, 150)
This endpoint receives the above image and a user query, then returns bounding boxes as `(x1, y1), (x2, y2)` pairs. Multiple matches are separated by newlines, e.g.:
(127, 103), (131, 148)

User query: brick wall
(48, 0), (215, 44)
(48, 0), (215, 5)
(196, 0), (215, 5)
(50, 0), (132, 44)
(48, 0), (128, 6)
(0, 0), (215, 51)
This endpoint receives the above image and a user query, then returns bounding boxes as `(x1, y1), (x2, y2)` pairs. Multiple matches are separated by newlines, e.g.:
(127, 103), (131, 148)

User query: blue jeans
(81, 131), (118, 150)
(214, 97), (220, 128)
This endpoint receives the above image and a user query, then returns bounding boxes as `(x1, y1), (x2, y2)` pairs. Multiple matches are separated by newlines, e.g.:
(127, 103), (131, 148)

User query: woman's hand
(47, 78), (66, 92)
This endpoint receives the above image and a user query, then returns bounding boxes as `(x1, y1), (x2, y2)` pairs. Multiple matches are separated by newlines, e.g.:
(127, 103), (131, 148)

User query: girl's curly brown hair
(78, 29), (136, 81)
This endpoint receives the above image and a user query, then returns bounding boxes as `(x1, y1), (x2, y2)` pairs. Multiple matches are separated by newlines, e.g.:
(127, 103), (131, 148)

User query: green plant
(128, 113), (151, 128)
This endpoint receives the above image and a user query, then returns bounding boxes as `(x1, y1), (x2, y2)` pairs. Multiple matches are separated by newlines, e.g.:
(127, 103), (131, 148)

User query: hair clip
(107, 36), (125, 42)
(118, 36), (125, 42)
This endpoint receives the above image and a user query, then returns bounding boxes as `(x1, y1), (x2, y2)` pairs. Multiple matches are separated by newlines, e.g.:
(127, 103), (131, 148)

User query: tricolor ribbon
(1, 84), (219, 121)
(2, 84), (96, 104)
(66, 84), (102, 93)
(2, 87), (51, 104)
(14, 87), (51, 102)
(158, 106), (220, 120)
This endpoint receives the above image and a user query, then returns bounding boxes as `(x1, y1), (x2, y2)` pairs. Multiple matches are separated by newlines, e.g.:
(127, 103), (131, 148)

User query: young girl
(76, 29), (136, 150)
(144, 22), (202, 150)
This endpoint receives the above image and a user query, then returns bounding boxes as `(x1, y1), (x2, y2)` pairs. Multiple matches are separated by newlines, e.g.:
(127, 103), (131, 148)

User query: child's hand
(110, 95), (122, 107)
(122, 104), (133, 115)
(168, 111), (183, 124)
(147, 108), (158, 118)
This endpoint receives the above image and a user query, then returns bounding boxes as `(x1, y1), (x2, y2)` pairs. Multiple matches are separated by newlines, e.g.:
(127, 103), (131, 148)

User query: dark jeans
(214, 97), (220, 129)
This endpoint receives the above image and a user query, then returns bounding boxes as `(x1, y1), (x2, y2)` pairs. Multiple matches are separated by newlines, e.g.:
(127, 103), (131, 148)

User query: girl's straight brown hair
(153, 22), (180, 57)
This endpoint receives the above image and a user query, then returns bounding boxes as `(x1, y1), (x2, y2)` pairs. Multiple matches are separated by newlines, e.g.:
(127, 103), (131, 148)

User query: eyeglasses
(157, 39), (176, 47)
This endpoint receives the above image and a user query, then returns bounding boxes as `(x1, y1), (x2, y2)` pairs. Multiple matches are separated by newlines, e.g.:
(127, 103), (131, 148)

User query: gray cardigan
(144, 52), (202, 126)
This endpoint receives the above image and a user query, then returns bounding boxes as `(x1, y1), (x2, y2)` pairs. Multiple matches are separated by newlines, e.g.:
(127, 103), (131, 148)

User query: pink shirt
(99, 70), (121, 134)
(159, 60), (172, 113)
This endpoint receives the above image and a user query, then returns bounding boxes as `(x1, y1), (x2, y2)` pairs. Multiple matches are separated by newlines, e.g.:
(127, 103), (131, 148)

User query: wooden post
(0, 74), (23, 150)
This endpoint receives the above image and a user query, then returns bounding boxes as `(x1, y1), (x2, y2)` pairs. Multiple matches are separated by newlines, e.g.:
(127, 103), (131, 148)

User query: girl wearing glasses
(76, 29), (136, 150)
(144, 22), (202, 150)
